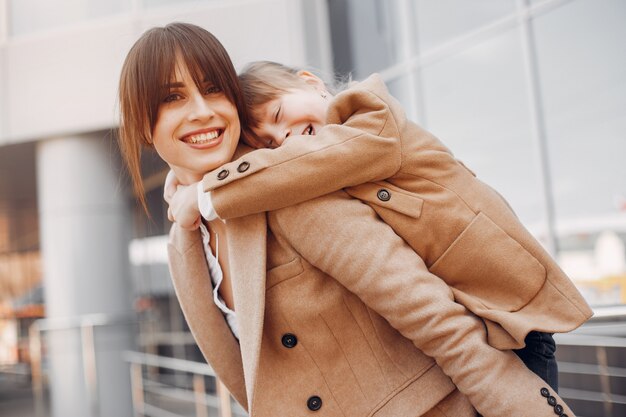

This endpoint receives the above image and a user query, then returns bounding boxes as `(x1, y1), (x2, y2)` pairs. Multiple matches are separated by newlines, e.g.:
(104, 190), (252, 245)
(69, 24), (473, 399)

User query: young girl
(166, 61), (593, 392)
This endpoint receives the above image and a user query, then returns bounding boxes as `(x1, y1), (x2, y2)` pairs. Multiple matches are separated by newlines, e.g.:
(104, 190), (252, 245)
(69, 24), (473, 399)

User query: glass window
(414, 0), (516, 52)
(342, 0), (398, 78)
(8, 0), (130, 36)
(386, 73), (423, 124)
(534, 0), (626, 220)
(421, 28), (545, 228)
(142, 0), (209, 9)
(533, 0), (626, 305)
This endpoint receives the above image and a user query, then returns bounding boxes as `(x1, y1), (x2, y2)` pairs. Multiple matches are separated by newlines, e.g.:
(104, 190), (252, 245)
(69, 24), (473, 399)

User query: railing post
(193, 374), (209, 417)
(129, 362), (145, 417)
(29, 322), (45, 417)
(217, 379), (232, 417)
(81, 322), (100, 417)
(595, 346), (613, 417)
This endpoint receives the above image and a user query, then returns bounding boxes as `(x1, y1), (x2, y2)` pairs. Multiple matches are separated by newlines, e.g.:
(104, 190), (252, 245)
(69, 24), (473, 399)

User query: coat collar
(168, 212), (267, 412)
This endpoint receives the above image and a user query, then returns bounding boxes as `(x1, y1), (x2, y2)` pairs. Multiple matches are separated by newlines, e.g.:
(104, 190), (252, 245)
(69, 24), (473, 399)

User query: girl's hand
(168, 183), (201, 230)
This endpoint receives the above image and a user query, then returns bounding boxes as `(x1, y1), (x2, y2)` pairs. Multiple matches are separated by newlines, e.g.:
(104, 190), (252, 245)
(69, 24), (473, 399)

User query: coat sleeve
(270, 191), (576, 417)
(201, 81), (403, 219)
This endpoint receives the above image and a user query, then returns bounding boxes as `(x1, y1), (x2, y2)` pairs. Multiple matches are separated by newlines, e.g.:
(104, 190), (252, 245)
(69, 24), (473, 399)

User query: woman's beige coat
(201, 74), (592, 351)
(168, 187), (578, 416)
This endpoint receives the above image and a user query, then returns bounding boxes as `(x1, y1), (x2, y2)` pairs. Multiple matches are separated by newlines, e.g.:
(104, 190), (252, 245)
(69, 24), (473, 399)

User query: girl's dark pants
(514, 330), (559, 392)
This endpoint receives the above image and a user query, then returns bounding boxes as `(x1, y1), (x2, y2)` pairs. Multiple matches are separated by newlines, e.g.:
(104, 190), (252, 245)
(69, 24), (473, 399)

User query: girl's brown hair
(118, 22), (248, 213)
(238, 61), (347, 148)
(238, 61), (308, 134)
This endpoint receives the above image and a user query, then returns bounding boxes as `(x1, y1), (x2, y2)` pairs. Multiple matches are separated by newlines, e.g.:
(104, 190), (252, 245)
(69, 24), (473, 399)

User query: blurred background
(0, 0), (625, 416)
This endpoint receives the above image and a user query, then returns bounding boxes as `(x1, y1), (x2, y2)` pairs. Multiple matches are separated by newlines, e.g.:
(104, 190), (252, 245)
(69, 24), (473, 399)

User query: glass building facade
(329, 0), (626, 307)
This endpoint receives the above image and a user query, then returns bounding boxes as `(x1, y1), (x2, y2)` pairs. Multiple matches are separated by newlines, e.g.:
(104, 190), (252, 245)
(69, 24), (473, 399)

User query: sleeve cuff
(197, 182), (218, 221)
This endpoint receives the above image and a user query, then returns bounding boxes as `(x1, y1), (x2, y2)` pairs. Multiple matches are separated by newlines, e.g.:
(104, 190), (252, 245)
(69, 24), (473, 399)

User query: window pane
(142, 0), (209, 9)
(8, 0), (130, 36)
(421, 28), (545, 228)
(386, 73), (422, 124)
(340, 0), (399, 78)
(535, 0), (626, 219)
(534, 0), (626, 305)
(414, 0), (516, 52)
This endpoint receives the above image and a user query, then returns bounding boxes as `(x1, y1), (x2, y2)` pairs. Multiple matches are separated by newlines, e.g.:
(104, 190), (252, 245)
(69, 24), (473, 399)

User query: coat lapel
(167, 225), (248, 408)
(224, 212), (268, 412)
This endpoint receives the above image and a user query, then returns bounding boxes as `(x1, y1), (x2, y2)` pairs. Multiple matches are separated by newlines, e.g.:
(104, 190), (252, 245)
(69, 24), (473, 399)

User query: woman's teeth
(187, 130), (220, 144)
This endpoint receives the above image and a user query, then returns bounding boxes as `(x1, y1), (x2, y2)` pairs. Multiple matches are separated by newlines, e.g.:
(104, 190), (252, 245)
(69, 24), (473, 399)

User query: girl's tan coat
(168, 187), (579, 416)
(202, 74), (592, 351)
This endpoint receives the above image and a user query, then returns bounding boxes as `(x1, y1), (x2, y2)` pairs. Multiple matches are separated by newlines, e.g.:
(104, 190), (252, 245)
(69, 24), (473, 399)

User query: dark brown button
(540, 387), (550, 397)
(377, 189), (391, 202)
(307, 395), (322, 411)
(217, 169), (229, 180)
(547, 396), (557, 406)
(237, 161), (250, 173)
(554, 404), (563, 414)
(281, 333), (297, 348)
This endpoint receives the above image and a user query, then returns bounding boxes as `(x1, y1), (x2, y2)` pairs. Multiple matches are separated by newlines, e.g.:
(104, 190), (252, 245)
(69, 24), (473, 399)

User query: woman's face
(152, 59), (240, 184)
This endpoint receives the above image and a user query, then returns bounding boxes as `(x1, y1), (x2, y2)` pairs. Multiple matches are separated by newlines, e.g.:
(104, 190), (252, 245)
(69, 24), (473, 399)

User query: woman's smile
(151, 58), (240, 184)
(181, 128), (224, 147)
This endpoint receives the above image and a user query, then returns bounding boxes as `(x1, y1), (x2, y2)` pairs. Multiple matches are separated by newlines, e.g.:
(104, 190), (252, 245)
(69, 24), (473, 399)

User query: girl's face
(253, 84), (330, 149)
(152, 60), (240, 184)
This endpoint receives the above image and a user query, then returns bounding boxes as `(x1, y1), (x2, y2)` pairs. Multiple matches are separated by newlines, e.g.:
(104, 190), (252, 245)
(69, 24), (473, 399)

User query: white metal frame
(124, 351), (243, 417)
(29, 313), (136, 417)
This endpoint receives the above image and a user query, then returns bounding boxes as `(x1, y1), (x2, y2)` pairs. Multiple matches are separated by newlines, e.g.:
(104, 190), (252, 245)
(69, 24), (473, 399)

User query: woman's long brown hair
(118, 22), (248, 213)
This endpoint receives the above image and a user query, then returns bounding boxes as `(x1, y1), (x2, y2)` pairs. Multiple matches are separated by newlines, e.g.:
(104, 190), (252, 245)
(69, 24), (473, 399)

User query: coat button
(540, 387), (550, 397)
(307, 395), (322, 411)
(281, 333), (298, 348)
(237, 161), (250, 173)
(217, 169), (229, 180)
(554, 404), (563, 415)
(377, 189), (391, 202)
(547, 396), (557, 406)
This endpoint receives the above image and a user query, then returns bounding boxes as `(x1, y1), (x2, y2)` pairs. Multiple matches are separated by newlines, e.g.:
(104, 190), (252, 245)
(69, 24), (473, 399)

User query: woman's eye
(205, 85), (222, 95)
(163, 93), (181, 103)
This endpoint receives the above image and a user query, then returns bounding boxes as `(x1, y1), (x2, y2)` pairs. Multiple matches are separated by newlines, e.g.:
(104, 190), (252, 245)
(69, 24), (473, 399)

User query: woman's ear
(296, 70), (326, 91)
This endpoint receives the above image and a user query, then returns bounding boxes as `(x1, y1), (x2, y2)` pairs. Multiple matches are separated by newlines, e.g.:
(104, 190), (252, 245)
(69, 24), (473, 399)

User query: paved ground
(0, 371), (49, 417)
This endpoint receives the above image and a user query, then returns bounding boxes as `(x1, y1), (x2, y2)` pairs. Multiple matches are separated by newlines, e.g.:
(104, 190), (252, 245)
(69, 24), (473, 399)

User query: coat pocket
(430, 212), (546, 312)
(345, 181), (424, 219)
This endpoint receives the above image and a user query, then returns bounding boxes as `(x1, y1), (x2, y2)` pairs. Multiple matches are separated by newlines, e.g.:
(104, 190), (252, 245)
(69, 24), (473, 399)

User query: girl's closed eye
(304, 124), (315, 135)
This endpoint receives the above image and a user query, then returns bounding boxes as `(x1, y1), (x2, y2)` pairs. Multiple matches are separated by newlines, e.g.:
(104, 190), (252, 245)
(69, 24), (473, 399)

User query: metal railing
(27, 309), (624, 417)
(554, 315), (626, 417)
(124, 351), (246, 417)
(29, 313), (136, 417)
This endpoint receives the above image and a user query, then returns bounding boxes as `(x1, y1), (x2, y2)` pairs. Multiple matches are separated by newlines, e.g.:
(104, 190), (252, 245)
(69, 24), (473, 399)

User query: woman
(118, 22), (576, 417)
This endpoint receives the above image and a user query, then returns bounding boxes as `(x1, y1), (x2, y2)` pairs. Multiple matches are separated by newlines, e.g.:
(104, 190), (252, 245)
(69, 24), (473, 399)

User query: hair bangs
(169, 24), (248, 127)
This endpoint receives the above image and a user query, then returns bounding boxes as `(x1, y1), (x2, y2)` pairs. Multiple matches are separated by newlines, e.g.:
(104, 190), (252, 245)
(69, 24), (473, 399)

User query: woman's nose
(187, 95), (215, 121)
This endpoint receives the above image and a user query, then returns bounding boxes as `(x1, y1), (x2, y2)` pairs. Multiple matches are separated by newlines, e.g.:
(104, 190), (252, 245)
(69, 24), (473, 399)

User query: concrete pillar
(36, 133), (134, 417)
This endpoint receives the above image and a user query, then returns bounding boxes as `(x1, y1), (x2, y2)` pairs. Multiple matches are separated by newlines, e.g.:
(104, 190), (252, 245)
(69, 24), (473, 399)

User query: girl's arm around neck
(270, 190), (577, 417)
(202, 75), (403, 220)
